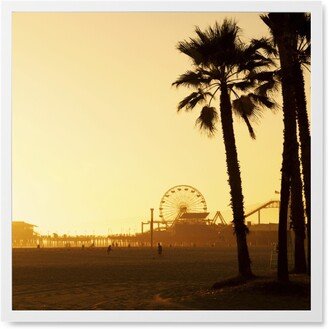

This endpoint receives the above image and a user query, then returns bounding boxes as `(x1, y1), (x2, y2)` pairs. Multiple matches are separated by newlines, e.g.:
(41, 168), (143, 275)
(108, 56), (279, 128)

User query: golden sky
(12, 13), (310, 235)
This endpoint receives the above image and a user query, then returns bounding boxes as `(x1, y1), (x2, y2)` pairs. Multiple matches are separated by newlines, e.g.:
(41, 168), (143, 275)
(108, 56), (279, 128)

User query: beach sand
(13, 246), (310, 310)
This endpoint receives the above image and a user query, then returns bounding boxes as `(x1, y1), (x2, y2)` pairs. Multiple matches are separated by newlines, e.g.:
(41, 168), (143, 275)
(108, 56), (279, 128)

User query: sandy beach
(13, 246), (310, 310)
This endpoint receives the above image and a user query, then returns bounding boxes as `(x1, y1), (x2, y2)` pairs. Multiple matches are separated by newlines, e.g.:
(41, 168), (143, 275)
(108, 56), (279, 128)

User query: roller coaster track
(245, 200), (280, 218)
(211, 200), (280, 225)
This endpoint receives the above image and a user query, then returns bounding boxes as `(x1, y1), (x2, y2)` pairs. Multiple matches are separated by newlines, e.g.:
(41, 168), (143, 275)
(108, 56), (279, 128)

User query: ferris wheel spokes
(158, 185), (207, 222)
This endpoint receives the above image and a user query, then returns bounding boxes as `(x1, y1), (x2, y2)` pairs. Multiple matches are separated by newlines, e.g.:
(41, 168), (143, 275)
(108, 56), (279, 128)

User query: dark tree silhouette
(260, 13), (310, 280)
(172, 20), (274, 278)
(290, 14), (311, 275)
(250, 62), (308, 274)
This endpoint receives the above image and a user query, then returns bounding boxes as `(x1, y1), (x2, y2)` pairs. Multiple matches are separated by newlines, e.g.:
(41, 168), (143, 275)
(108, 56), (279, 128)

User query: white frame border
(0, 0), (323, 323)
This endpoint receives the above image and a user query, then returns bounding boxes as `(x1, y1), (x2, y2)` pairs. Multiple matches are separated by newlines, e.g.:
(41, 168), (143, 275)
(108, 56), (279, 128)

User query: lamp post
(150, 208), (154, 248)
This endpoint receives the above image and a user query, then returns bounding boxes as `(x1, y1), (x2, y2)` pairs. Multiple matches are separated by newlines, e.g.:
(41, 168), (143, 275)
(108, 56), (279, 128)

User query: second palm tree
(173, 20), (274, 278)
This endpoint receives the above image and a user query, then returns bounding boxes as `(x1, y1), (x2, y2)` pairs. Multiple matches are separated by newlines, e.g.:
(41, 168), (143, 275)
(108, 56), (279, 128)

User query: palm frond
(232, 96), (257, 139)
(248, 93), (276, 109)
(249, 37), (278, 57)
(298, 43), (311, 66)
(232, 95), (255, 116)
(172, 70), (212, 88)
(176, 19), (242, 68)
(196, 106), (218, 135)
(232, 92), (277, 138)
(177, 39), (204, 65)
(248, 70), (276, 82)
(230, 80), (255, 92)
(247, 69), (280, 97)
(242, 114), (256, 139)
(177, 90), (211, 112)
(260, 14), (273, 30)
(260, 14), (279, 46)
(255, 79), (278, 96)
(291, 13), (311, 42)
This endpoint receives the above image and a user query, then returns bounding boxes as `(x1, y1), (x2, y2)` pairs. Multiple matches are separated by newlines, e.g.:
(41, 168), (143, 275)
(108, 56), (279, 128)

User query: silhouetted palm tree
(257, 13), (310, 275)
(259, 13), (310, 280)
(249, 56), (308, 274)
(172, 20), (274, 278)
(290, 13), (311, 275)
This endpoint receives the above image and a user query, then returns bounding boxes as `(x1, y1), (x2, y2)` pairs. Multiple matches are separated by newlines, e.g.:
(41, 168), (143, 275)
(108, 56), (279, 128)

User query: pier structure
(13, 232), (144, 248)
(12, 197), (281, 248)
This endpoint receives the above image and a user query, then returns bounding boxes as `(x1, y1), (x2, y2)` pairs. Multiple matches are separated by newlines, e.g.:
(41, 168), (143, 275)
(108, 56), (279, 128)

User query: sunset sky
(12, 13), (310, 235)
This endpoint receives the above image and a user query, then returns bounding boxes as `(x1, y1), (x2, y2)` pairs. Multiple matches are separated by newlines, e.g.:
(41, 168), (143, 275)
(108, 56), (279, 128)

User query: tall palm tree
(290, 13), (311, 275)
(259, 13), (309, 280)
(172, 20), (274, 278)
(250, 59), (308, 274)
(257, 13), (310, 275)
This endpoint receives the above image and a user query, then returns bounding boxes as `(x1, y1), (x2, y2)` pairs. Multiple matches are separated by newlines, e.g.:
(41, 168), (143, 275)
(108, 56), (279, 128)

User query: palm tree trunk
(292, 63), (311, 274)
(219, 82), (253, 278)
(272, 14), (300, 281)
(290, 144), (307, 273)
(278, 155), (290, 282)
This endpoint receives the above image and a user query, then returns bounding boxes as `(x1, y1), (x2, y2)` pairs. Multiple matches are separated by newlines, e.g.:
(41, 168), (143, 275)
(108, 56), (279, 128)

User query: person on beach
(157, 242), (163, 256)
(107, 245), (112, 254)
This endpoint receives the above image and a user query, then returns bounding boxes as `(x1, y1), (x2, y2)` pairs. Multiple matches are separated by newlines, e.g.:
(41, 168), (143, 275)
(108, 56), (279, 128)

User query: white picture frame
(0, 0), (323, 323)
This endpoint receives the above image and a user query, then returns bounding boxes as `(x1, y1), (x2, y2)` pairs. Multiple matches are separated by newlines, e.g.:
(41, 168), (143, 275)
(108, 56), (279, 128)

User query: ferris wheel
(159, 185), (207, 222)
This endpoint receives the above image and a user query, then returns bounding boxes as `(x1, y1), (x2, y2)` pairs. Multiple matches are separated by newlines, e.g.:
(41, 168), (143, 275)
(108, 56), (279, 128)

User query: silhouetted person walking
(107, 245), (112, 254)
(157, 243), (163, 256)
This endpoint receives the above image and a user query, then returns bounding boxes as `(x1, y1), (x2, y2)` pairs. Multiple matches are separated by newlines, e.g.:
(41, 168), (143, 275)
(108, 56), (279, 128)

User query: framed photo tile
(1, 0), (323, 323)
